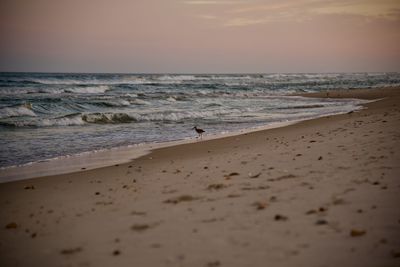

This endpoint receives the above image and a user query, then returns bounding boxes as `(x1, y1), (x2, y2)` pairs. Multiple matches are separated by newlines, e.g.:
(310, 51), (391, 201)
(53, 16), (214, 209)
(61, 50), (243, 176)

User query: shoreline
(0, 87), (378, 183)
(0, 120), (306, 183)
(0, 87), (399, 267)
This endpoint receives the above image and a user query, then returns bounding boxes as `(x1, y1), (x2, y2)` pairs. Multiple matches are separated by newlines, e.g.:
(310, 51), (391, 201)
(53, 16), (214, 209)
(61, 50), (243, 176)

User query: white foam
(64, 85), (110, 94)
(38, 116), (86, 126)
(131, 99), (150, 105)
(137, 109), (236, 122)
(0, 106), (37, 119)
(166, 96), (177, 102)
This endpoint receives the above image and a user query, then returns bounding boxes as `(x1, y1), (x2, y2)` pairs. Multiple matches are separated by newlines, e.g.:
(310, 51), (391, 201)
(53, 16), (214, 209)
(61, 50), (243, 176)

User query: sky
(0, 0), (399, 73)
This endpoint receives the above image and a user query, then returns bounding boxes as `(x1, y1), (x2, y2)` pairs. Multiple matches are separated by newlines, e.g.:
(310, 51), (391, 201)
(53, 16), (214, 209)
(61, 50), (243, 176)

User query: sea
(1, 72), (399, 170)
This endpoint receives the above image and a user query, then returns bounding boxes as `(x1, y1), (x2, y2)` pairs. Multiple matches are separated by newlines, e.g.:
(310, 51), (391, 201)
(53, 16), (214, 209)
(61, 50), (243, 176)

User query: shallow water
(1, 72), (399, 168)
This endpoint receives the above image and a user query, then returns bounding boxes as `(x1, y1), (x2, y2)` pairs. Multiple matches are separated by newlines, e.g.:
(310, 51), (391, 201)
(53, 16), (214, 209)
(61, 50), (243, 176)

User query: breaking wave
(64, 85), (110, 94)
(82, 113), (136, 124)
(0, 106), (36, 119)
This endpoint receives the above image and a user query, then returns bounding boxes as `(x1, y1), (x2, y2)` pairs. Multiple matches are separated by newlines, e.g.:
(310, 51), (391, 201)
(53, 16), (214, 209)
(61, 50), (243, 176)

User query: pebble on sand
(350, 229), (366, 237)
(391, 250), (400, 258)
(207, 260), (221, 267)
(164, 195), (200, 204)
(253, 201), (268, 210)
(248, 172), (262, 178)
(315, 219), (328, 225)
(5, 222), (18, 229)
(131, 224), (151, 232)
(60, 247), (82, 255)
(24, 185), (35, 190)
(207, 184), (227, 190)
(274, 214), (288, 221)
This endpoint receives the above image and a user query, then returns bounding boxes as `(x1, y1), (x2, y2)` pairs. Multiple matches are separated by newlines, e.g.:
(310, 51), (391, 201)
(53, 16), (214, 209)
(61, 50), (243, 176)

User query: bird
(192, 126), (205, 139)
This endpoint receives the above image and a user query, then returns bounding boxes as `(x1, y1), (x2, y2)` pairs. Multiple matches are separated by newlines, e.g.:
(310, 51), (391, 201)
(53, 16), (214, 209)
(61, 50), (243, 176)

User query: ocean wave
(82, 113), (136, 124)
(131, 99), (150, 105)
(0, 115), (85, 127)
(0, 106), (36, 119)
(0, 88), (34, 95)
(166, 96), (177, 102)
(0, 112), (135, 127)
(92, 99), (131, 107)
(64, 85), (110, 94)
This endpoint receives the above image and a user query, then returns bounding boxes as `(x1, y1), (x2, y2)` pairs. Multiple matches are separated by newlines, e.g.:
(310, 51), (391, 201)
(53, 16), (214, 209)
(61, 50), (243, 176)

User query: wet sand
(1, 87), (399, 267)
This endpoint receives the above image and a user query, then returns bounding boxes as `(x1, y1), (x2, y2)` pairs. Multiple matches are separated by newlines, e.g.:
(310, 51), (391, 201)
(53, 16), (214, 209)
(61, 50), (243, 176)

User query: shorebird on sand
(192, 126), (205, 139)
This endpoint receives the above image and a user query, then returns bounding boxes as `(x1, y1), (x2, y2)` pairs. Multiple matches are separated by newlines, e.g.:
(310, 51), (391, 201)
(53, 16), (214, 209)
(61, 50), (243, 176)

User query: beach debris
(227, 193), (241, 198)
(207, 184), (227, 190)
(164, 195), (200, 204)
(253, 201), (268, 210)
(207, 260), (221, 267)
(241, 185), (270, 191)
(391, 250), (400, 258)
(224, 172), (239, 180)
(95, 192), (100, 195)
(131, 222), (159, 232)
(202, 217), (225, 223)
(318, 156), (323, 160)
(131, 224), (151, 232)
(269, 196), (277, 202)
(315, 219), (328, 225)
(268, 174), (296, 182)
(5, 222), (18, 229)
(24, 185), (35, 190)
(60, 247), (82, 255)
(274, 214), (288, 221)
(112, 250), (121, 256)
(248, 172), (261, 178)
(350, 229), (366, 237)
(31, 233), (37, 238)
(131, 211), (147, 216)
(95, 201), (113, 206)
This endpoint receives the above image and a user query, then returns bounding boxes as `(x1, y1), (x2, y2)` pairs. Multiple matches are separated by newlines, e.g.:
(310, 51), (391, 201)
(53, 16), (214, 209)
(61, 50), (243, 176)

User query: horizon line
(1, 71), (399, 75)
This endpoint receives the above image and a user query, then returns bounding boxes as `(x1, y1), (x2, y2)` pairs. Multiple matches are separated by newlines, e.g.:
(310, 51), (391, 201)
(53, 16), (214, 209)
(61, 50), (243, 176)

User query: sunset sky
(1, 0), (399, 73)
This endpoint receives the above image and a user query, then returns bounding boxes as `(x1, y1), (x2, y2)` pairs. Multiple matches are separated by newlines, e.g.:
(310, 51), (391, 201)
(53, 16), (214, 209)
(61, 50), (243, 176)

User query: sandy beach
(0, 87), (399, 267)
